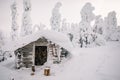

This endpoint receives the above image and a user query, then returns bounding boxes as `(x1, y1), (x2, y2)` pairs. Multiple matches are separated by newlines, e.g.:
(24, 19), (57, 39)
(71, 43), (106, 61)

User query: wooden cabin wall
(21, 43), (33, 68)
(15, 42), (33, 68)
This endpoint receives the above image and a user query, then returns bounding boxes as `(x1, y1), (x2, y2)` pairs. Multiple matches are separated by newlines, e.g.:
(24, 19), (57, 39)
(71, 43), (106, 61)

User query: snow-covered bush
(0, 51), (13, 62)
(50, 2), (62, 32)
(68, 33), (73, 42)
(21, 0), (32, 36)
(91, 33), (106, 47)
(0, 50), (3, 61)
(0, 31), (13, 62)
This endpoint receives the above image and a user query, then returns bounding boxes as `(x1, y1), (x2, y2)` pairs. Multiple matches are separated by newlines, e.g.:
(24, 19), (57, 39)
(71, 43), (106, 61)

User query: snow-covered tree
(11, 0), (19, 40)
(115, 27), (120, 41)
(71, 23), (79, 47)
(60, 18), (73, 42)
(93, 15), (104, 35)
(79, 2), (95, 47)
(50, 2), (62, 32)
(0, 31), (13, 62)
(33, 23), (46, 33)
(0, 30), (4, 48)
(104, 11), (117, 41)
(61, 18), (67, 33)
(21, 0), (32, 36)
(81, 2), (95, 23)
(61, 18), (71, 33)
(0, 30), (4, 61)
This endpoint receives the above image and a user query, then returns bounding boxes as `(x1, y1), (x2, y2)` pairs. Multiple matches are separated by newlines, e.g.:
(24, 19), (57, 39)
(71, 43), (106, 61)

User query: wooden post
(31, 43), (35, 76)
(32, 42), (35, 66)
(31, 65), (35, 75)
(57, 45), (61, 62)
(31, 42), (35, 72)
(32, 65), (35, 72)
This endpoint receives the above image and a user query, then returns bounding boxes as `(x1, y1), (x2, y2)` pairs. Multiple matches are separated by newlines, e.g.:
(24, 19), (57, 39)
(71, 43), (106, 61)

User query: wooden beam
(32, 42), (35, 66)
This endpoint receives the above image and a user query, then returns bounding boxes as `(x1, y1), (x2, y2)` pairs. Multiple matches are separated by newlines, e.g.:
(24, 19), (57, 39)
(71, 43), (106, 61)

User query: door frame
(35, 46), (47, 65)
(32, 42), (49, 66)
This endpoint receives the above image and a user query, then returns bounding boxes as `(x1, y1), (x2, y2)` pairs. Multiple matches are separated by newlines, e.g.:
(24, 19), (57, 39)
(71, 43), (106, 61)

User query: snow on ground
(0, 41), (120, 80)
(0, 58), (15, 80)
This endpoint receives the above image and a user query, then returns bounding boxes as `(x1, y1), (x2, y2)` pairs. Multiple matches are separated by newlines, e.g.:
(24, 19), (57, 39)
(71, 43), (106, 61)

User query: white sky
(0, 0), (120, 36)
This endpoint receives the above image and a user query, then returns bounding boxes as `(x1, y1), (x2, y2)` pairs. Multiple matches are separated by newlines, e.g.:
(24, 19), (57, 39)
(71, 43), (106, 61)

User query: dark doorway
(35, 46), (47, 65)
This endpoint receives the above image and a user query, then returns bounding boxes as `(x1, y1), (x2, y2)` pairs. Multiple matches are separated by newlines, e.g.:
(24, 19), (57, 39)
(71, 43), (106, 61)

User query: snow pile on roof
(3, 30), (73, 52)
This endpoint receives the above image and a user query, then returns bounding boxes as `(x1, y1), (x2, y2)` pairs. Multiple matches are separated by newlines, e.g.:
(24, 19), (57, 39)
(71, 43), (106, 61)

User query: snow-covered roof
(3, 30), (73, 52)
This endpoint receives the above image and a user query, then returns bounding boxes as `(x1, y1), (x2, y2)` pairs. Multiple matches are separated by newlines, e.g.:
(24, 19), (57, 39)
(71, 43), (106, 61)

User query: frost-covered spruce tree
(104, 11), (117, 41)
(21, 0), (32, 36)
(11, 0), (19, 40)
(79, 2), (95, 47)
(50, 2), (62, 32)
(93, 15), (104, 35)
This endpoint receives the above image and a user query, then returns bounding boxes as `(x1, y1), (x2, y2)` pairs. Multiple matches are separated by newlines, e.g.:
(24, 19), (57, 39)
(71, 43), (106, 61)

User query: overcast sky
(0, 0), (120, 37)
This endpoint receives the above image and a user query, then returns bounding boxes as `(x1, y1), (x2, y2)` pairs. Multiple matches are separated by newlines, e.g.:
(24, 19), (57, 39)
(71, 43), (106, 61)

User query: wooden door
(35, 46), (47, 65)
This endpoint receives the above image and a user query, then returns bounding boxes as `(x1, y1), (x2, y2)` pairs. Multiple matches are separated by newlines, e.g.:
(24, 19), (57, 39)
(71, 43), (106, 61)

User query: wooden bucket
(44, 67), (50, 76)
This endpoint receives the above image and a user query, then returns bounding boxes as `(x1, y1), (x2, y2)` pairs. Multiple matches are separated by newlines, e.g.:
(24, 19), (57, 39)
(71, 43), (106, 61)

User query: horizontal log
(22, 61), (33, 64)
(23, 53), (32, 57)
(22, 57), (32, 61)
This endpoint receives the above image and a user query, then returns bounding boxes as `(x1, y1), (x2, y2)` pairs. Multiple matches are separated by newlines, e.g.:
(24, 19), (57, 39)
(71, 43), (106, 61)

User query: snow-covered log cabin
(3, 30), (73, 69)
